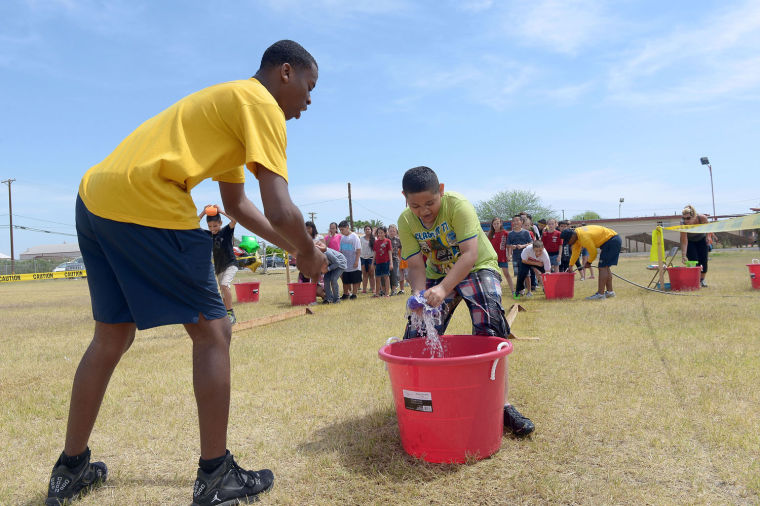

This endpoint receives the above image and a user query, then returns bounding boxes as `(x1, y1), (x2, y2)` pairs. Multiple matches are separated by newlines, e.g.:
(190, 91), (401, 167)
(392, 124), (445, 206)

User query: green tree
(571, 211), (601, 221)
(474, 189), (556, 222)
(345, 216), (383, 231)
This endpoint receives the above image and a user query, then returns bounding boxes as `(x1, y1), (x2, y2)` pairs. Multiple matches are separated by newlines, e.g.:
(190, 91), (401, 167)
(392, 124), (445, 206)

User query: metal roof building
(19, 242), (81, 260)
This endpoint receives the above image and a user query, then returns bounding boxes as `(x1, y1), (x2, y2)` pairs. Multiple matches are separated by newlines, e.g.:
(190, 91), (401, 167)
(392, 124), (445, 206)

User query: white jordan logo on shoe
(212, 491), (222, 503)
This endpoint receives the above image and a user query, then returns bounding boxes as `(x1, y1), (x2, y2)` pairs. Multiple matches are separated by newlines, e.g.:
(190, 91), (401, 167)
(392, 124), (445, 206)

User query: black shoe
(349, 294), (357, 300)
(340, 294), (349, 300)
(227, 309), (237, 324)
(322, 299), (330, 304)
(192, 452), (274, 506)
(504, 405), (535, 437)
(46, 450), (107, 505)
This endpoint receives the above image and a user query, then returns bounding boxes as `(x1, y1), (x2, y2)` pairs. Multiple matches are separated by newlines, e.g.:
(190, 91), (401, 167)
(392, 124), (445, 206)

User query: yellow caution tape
(0, 270), (87, 283)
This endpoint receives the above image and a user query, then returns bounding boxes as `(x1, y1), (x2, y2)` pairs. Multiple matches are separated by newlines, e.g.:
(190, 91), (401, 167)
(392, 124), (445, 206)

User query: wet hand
(423, 285), (447, 308)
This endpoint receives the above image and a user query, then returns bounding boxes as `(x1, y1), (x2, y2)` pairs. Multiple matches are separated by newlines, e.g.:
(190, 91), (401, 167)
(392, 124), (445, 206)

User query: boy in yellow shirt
(46, 40), (325, 506)
(562, 225), (622, 300)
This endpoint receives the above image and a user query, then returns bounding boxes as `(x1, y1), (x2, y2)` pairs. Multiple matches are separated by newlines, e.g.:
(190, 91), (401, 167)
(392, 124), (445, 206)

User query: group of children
(488, 215), (619, 300)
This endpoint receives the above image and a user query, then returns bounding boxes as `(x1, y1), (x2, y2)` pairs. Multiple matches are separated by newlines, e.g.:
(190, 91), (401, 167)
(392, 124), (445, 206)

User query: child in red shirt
(488, 217), (515, 294)
(372, 226), (393, 297)
(541, 218), (562, 272)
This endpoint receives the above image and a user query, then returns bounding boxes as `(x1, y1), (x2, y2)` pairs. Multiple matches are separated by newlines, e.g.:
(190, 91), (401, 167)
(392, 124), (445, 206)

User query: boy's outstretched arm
(219, 170), (324, 279)
(405, 253), (427, 295)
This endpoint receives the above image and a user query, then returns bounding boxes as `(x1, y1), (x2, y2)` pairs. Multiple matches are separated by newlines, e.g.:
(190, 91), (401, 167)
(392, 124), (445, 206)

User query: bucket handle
(383, 337), (401, 371)
(490, 342), (510, 381)
(753, 258), (760, 264)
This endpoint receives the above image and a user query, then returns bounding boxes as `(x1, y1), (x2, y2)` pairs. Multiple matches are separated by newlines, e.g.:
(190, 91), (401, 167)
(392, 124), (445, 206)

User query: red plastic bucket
(541, 272), (575, 299)
(667, 266), (701, 291)
(748, 260), (760, 290)
(378, 335), (513, 463)
(233, 281), (260, 303)
(288, 282), (316, 305)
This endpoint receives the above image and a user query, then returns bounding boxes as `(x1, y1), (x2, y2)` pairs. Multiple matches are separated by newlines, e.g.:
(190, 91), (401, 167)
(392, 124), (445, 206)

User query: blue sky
(1, 0), (759, 257)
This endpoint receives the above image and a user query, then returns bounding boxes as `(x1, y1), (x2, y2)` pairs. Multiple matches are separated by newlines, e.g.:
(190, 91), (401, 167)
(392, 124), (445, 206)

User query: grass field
(2, 250), (759, 505)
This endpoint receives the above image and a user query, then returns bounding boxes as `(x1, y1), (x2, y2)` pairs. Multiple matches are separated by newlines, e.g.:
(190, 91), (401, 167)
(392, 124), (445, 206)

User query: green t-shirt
(398, 191), (498, 279)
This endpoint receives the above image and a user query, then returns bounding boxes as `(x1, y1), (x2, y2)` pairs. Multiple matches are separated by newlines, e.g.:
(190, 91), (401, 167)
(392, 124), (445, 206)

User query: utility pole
(347, 182), (354, 231)
(561, 209), (565, 220)
(308, 211), (317, 224)
(2, 178), (15, 274)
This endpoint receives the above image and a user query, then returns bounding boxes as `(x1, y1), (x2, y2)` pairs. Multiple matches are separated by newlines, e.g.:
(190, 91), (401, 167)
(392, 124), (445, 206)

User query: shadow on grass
(297, 408), (465, 481)
(20, 476), (188, 506)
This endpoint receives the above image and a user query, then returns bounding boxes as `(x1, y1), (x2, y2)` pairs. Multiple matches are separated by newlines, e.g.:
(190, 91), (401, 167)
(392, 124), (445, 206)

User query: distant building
(20, 242), (81, 260)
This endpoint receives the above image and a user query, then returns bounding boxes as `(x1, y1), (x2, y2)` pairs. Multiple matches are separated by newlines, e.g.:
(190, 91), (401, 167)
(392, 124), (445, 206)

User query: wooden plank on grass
(232, 307), (314, 333)
(505, 303), (539, 340)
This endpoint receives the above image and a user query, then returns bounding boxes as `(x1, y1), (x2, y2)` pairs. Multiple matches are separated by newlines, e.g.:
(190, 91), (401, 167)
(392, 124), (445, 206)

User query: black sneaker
(192, 452), (273, 506)
(349, 294), (357, 300)
(340, 294), (349, 300)
(504, 405), (535, 437)
(46, 450), (107, 505)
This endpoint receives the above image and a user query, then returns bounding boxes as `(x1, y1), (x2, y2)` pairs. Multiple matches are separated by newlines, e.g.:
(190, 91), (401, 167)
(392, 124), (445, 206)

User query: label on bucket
(402, 389), (433, 412)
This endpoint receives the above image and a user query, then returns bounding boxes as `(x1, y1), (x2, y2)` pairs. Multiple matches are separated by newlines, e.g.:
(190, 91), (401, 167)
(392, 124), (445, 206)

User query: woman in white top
(360, 225), (375, 294)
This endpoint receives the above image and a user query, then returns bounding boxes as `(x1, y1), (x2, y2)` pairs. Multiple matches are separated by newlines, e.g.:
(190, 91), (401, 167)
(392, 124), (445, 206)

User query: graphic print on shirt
(414, 221), (459, 275)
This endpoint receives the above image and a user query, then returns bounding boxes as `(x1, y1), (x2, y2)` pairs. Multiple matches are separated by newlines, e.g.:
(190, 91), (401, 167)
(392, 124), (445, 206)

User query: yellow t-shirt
(78, 78), (287, 229)
(569, 225), (618, 266)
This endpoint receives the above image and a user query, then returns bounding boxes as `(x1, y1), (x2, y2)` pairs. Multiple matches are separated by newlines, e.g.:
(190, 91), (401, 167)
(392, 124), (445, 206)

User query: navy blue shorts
(598, 235), (622, 268)
(361, 257), (373, 270)
(76, 196), (226, 330)
(375, 261), (390, 277)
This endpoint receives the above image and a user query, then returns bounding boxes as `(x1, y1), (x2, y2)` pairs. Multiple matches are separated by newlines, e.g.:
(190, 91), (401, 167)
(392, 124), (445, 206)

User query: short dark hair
(259, 40), (317, 71)
(402, 166), (440, 195)
(206, 214), (221, 223)
(560, 229), (575, 242)
(305, 220), (317, 238)
(338, 220), (349, 228)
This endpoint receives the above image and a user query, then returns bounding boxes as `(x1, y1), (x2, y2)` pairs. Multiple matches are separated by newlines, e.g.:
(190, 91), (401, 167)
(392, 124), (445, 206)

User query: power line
(0, 224), (77, 237)
(0, 213), (76, 228)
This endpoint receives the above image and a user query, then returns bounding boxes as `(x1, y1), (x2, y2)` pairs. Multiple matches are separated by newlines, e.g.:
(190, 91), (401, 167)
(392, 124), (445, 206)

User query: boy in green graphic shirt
(397, 166), (535, 437)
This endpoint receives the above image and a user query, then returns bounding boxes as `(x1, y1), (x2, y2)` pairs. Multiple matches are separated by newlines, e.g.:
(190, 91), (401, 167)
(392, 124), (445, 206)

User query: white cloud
(608, 1), (760, 105)
(259, 0), (410, 17)
(388, 55), (536, 111)
(505, 0), (609, 55)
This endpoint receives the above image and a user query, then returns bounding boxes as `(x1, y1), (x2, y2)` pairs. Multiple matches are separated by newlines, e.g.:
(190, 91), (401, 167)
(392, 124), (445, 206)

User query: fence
(0, 257), (74, 275)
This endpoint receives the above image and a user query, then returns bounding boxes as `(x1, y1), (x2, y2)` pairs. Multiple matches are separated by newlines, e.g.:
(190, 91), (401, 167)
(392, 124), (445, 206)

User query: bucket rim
(378, 335), (512, 366)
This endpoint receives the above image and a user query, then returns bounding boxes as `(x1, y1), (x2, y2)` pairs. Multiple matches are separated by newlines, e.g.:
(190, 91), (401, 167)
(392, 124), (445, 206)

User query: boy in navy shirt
(200, 205), (238, 324)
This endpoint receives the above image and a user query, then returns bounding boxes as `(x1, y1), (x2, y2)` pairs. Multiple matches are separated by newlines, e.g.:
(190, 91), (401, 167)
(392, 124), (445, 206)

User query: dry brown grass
(1, 250), (759, 505)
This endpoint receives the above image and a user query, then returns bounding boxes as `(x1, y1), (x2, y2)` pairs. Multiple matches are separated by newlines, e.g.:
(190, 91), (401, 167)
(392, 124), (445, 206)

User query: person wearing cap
(679, 204), (710, 287)
(562, 225), (622, 300)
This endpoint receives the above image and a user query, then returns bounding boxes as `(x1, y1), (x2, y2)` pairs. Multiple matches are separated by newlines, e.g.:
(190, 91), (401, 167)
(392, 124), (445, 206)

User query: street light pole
(618, 197), (624, 219)
(700, 157), (717, 221)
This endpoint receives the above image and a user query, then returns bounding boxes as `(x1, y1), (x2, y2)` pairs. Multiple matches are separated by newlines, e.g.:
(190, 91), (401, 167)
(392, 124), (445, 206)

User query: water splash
(407, 291), (446, 358)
